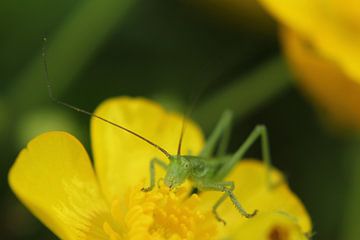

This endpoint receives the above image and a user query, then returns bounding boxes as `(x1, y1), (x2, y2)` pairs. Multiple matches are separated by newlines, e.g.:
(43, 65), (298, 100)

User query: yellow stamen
(103, 182), (218, 240)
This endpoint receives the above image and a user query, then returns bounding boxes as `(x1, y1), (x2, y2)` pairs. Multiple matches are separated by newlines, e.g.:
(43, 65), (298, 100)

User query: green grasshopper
(42, 38), (272, 224)
(48, 96), (272, 224)
(140, 111), (272, 224)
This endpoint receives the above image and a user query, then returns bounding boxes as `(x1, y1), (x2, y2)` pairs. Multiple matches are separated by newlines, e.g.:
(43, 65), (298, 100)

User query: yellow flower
(281, 28), (360, 130)
(9, 97), (311, 239)
(259, 1), (360, 129)
(259, 0), (360, 84)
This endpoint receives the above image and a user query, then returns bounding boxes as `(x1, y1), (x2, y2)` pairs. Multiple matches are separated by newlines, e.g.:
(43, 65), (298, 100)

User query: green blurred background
(0, 0), (358, 239)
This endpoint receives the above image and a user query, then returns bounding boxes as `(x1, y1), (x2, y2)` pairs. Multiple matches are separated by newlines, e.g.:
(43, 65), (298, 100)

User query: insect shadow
(42, 37), (275, 225)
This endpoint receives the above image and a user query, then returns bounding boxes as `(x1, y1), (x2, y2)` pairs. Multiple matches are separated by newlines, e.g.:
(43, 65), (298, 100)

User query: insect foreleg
(141, 158), (167, 192)
(214, 125), (273, 188)
(200, 110), (233, 158)
(197, 181), (257, 224)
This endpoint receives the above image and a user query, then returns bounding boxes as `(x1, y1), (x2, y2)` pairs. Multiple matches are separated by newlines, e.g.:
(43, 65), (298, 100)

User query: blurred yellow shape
(259, 0), (360, 84)
(259, 0), (360, 129)
(281, 28), (360, 130)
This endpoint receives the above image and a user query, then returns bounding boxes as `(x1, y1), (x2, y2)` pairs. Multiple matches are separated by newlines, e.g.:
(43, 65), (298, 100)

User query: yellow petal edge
(9, 131), (109, 240)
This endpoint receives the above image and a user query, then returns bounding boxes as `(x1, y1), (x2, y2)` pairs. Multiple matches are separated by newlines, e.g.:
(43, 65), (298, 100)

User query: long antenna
(177, 116), (186, 156)
(176, 91), (202, 156)
(176, 51), (240, 156)
(42, 37), (171, 158)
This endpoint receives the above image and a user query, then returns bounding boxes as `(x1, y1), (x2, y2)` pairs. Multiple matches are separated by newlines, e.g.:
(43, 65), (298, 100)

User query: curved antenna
(176, 51), (240, 156)
(177, 116), (186, 156)
(42, 37), (171, 159)
(176, 92), (202, 156)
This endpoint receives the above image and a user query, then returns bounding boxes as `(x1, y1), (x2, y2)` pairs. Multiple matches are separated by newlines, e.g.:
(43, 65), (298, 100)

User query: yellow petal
(9, 131), (110, 240)
(259, 0), (360, 84)
(281, 27), (360, 130)
(200, 160), (311, 238)
(91, 97), (204, 202)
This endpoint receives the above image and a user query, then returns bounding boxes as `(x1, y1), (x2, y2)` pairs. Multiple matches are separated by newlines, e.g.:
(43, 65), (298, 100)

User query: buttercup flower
(259, 0), (360, 83)
(9, 97), (311, 239)
(281, 28), (360, 130)
(258, 1), (360, 129)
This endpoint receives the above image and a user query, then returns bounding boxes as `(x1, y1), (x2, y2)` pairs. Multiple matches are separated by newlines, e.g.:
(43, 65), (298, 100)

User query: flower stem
(194, 56), (292, 131)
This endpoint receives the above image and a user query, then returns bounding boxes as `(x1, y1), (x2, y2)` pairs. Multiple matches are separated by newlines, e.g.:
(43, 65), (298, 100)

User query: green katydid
(140, 111), (273, 224)
(42, 38), (273, 225)
(47, 96), (272, 224)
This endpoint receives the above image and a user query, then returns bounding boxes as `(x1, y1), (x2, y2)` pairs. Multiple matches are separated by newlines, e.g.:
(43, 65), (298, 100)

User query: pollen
(103, 182), (218, 240)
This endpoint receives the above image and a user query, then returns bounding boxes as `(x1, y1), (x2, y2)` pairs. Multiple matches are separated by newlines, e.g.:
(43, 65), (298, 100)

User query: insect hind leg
(200, 110), (233, 158)
(198, 181), (257, 225)
(214, 125), (275, 188)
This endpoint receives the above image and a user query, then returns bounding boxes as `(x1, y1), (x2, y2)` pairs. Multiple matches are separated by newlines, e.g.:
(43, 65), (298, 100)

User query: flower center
(103, 182), (218, 240)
